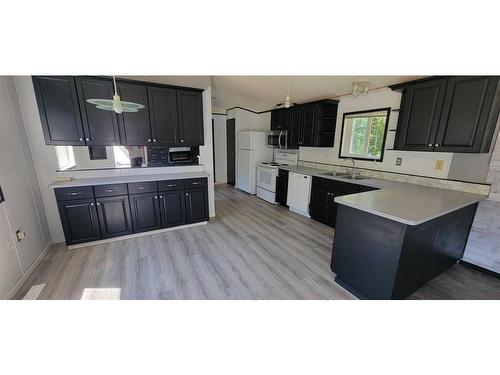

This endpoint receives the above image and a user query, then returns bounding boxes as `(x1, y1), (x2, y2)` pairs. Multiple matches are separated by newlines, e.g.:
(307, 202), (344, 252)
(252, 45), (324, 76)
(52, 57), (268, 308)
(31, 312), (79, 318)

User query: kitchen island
(331, 186), (483, 299)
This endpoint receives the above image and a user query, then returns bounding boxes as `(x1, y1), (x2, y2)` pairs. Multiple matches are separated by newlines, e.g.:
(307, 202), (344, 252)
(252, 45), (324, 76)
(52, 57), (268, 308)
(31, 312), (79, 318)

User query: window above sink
(339, 107), (390, 162)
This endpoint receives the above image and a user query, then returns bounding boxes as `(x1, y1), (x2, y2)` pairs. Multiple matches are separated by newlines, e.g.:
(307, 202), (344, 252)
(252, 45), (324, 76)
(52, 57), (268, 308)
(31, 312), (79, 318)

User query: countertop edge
(49, 171), (210, 188)
(335, 198), (484, 226)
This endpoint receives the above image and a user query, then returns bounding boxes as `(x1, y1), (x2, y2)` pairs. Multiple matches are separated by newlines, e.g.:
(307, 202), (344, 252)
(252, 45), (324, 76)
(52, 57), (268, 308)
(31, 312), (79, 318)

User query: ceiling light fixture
(87, 76), (145, 113)
(352, 80), (370, 97)
(276, 77), (297, 108)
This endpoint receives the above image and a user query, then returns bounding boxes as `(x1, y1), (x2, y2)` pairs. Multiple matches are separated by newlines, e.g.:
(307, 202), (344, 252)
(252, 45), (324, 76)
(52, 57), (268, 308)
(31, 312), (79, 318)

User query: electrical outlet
(396, 157), (402, 166)
(435, 160), (444, 171)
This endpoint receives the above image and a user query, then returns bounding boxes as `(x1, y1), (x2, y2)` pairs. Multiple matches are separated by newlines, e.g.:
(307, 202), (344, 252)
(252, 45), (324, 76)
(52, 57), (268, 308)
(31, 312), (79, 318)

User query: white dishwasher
(286, 172), (312, 217)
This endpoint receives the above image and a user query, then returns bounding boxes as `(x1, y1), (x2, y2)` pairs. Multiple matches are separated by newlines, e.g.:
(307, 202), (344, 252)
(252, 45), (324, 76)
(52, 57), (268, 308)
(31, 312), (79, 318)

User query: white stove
(257, 151), (298, 204)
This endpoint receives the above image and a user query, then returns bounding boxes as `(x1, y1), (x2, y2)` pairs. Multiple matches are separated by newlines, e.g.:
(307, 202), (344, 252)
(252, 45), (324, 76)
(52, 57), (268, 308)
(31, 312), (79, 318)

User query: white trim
(5, 240), (53, 300)
(68, 222), (208, 250)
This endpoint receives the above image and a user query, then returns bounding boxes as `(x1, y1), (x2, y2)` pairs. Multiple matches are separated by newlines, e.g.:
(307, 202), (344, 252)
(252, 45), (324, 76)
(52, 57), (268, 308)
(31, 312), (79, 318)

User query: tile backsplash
(298, 160), (491, 196)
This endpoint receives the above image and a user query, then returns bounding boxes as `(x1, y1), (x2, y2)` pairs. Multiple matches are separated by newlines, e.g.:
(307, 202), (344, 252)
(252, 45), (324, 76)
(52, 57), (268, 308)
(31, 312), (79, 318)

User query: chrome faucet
(342, 158), (358, 178)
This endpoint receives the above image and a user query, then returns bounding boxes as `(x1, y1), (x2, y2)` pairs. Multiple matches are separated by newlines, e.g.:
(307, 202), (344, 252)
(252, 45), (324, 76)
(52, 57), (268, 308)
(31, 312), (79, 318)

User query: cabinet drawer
(94, 183), (128, 198)
(184, 178), (207, 189)
(128, 181), (158, 194)
(158, 179), (184, 191)
(54, 186), (94, 201)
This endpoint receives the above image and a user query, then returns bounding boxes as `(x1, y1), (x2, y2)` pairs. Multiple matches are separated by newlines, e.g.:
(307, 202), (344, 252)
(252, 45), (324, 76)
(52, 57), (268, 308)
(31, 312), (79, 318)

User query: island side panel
(392, 203), (478, 299)
(330, 204), (407, 299)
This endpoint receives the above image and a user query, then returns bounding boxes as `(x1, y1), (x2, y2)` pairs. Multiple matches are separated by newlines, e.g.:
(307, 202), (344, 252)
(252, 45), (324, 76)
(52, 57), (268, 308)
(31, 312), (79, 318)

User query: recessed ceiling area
(210, 76), (424, 112)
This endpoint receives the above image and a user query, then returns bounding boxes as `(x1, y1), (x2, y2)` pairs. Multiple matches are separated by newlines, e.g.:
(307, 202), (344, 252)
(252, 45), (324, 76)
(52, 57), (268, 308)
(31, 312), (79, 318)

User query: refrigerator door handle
(278, 131), (283, 149)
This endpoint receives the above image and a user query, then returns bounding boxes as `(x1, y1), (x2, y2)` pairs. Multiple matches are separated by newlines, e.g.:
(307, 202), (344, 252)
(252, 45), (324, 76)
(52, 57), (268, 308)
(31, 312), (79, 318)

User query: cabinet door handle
(90, 203), (94, 206)
(154, 196), (158, 199)
(79, 138), (84, 142)
(96, 202), (101, 206)
(159, 195), (163, 199)
(153, 139), (157, 143)
(85, 138), (90, 141)
(148, 138), (152, 142)
(435, 144), (440, 147)
(181, 139), (184, 143)
(428, 143), (433, 147)
(185, 193), (189, 196)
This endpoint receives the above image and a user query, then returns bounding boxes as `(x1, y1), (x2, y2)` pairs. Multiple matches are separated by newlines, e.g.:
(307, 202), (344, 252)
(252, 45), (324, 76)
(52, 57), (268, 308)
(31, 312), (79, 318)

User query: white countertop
(49, 171), (209, 188)
(278, 165), (486, 225)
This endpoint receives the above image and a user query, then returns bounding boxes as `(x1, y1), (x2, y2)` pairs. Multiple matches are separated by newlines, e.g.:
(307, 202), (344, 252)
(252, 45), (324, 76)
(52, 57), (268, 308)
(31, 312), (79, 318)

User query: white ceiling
(121, 75), (424, 113)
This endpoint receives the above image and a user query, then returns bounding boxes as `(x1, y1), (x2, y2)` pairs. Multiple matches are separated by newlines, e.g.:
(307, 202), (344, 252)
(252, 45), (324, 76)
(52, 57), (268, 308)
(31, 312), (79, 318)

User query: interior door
(76, 77), (121, 146)
(0, 204), (23, 298)
(226, 118), (236, 186)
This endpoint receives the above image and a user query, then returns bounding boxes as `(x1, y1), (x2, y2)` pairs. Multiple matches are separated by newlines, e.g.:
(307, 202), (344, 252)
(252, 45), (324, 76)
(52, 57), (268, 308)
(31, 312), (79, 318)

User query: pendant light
(284, 78), (293, 108)
(87, 76), (145, 113)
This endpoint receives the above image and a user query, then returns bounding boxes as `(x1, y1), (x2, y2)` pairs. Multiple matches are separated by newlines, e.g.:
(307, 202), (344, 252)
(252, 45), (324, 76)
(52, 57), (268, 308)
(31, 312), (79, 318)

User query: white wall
(0, 76), (51, 298)
(15, 76), (216, 243)
(299, 87), (493, 181)
(213, 114), (227, 183)
(199, 87), (216, 217)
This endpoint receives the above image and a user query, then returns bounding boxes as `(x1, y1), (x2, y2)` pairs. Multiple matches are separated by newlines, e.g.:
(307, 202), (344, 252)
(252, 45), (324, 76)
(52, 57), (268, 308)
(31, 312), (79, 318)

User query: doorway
(226, 118), (236, 186)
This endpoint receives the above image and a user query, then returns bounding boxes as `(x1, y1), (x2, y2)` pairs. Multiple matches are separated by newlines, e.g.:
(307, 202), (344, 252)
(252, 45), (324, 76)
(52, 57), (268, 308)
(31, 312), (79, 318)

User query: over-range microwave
(168, 147), (199, 165)
(267, 130), (288, 149)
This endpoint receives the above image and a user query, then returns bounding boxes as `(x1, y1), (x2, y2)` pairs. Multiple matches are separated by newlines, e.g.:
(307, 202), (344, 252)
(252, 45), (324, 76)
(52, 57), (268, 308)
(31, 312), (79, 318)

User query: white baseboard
(68, 221), (208, 250)
(6, 240), (53, 300)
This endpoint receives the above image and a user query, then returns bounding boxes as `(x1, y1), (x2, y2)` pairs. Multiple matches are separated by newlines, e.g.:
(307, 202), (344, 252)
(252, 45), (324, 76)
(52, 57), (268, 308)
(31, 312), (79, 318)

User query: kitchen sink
(336, 174), (370, 180)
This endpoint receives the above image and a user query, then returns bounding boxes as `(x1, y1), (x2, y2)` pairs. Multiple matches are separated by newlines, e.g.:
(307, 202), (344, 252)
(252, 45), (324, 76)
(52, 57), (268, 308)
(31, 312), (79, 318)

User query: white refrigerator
(237, 131), (272, 194)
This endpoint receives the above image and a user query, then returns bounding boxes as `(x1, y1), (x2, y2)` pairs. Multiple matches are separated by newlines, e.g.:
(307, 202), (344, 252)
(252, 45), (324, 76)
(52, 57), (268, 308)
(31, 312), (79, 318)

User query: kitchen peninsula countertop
(49, 171), (209, 188)
(277, 165), (486, 225)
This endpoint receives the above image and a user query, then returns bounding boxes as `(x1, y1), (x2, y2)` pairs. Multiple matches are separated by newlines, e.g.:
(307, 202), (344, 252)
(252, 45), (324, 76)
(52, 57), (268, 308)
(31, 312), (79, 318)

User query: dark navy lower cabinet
(159, 190), (186, 228)
(185, 188), (209, 224)
(57, 198), (101, 245)
(96, 195), (133, 238)
(129, 192), (162, 233)
(55, 177), (208, 245)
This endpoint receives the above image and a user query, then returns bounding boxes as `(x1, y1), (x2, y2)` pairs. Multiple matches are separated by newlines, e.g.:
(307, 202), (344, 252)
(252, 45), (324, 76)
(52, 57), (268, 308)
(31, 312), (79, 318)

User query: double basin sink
(318, 171), (370, 180)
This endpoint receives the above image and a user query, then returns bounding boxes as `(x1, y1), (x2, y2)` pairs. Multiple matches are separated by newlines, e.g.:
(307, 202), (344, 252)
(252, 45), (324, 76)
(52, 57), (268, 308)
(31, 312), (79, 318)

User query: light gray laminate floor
(14, 184), (500, 300)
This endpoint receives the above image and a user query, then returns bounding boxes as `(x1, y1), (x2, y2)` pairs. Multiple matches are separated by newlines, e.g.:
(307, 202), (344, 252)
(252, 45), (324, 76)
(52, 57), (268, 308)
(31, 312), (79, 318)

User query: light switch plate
(435, 160), (444, 170)
(396, 157), (402, 166)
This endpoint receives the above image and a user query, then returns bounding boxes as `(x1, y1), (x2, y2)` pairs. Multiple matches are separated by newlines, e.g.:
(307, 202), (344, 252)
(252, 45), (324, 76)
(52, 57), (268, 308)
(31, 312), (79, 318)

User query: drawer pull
(104, 189), (116, 193)
(166, 184), (176, 187)
(138, 186), (147, 190)
(191, 182), (201, 185)
(68, 192), (82, 196)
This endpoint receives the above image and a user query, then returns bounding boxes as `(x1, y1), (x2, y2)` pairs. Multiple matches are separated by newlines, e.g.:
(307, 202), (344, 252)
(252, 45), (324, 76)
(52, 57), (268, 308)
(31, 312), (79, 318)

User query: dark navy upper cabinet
(177, 90), (204, 146)
(33, 76), (205, 147)
(436, 77), (499, 153)
(148, 86), (179, 146)
(116, 82), (152, 145)
(75, 77), (121, 146)
(392, 76), (500, 153)
(32, 76), (86, 146)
